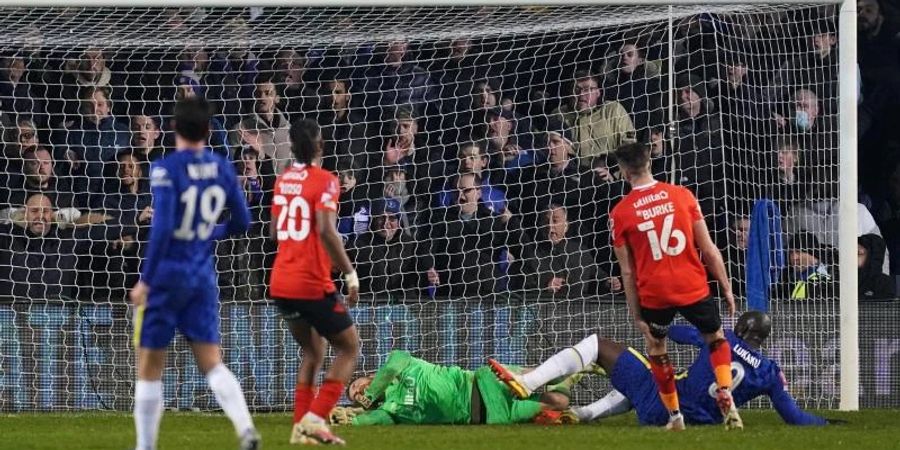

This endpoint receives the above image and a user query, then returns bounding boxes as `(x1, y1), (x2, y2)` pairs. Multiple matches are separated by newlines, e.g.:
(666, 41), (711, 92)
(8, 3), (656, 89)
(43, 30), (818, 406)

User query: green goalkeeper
(335, 350), (575, 426)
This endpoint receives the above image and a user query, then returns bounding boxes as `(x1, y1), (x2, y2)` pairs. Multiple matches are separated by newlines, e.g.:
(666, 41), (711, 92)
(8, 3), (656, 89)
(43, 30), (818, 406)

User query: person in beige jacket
(230, 77), (293, 172)
(554, 70), (636, 169)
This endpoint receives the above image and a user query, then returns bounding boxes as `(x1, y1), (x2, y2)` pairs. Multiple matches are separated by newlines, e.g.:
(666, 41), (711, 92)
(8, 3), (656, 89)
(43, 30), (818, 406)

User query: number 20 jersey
(609, 181), (709, 308)
(270, 163), (340, 300)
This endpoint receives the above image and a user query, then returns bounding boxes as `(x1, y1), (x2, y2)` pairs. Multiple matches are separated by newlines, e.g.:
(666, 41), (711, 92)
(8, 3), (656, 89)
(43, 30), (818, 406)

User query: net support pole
(838, 0), (859, 412)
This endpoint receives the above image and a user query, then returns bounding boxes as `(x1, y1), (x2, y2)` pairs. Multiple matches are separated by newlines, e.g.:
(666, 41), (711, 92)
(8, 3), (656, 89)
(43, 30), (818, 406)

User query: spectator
(238, 77), (292, 172)
(0, 193), (86, 300)
(63, 86), (130, 201)
(512, 204), (621, 298)
(365, 107), (437, 208)
(769, 22), (838, 110)
(428, 172), (526, 297)
(874, 162), (900, 274)
(858, 0), (900, 94)
(454, 142), (507, 215)
(484, 107), (536, 187)
(351, 198), (432, 298)
(0, 147), (84, 215)
(429, 37), (491, 128)
(381, 167), (418, 231)
(51, 48), (118, 126)
(778, 232), (835, 301)
(859, 234), (896, 300)
(130, 115), (166, 161)
(316, 78), (368, 172)
(713, 52), (770, 129)
(1, 118), (39, 172)
(363, 40), (433, 120)
(647, 126), (672, 181)
(556, 70), (635, 170)
(274, 49), (315, 123)
(766, 138), (810, 207)
(441, 80), (501, 147)
(206, 44), (260, 128)
(520, 123), (582, 222)
(165, 81), (230, 157)
(0, 54), (46, 127)
(602, 41), (663, 133)
(726, 215), (751, 297)
(334, 158), (370, 238)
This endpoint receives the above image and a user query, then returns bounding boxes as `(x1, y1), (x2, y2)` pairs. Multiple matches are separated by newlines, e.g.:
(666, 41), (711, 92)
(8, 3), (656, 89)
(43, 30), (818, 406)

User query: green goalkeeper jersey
(354, 350), (473, 425)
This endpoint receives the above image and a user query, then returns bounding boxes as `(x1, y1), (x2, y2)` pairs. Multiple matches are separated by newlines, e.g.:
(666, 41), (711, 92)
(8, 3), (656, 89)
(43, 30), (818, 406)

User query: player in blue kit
(493, 311), (828, 427)
(130, 98), (260, 450)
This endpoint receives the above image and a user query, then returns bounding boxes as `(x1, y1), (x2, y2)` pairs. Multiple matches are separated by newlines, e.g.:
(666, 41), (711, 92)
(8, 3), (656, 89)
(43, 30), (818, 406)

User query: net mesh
(0, 4), (850, 412)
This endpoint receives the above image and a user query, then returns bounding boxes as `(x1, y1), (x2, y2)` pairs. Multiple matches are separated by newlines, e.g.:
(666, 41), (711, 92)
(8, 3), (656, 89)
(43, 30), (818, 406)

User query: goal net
(0, 3), (856, 412)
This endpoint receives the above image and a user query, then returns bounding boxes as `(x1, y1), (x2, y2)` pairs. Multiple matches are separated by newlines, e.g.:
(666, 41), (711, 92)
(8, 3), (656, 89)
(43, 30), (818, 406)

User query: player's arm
(769, 371), (828, 426)
(362, 350), (413, 407)
(316, 182), (359, 304)
(136, 165), (177, 294)
(351, 408), (396, 426)
(613, 244), (643, 326)
(692, 216), (735, 318)
(668, 325), (705, 348)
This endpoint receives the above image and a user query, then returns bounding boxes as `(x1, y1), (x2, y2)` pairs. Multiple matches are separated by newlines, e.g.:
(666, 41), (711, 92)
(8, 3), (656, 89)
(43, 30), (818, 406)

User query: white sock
(134, 379), (163, 450)
(206, 364), (255, 436)
(521, 334), (599, 391)
(301, 412), (327, 425)
(575, 389), (631, 422)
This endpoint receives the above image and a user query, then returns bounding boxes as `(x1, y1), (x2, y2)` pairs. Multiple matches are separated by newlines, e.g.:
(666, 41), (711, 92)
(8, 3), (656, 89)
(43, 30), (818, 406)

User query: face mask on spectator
(794, 110), (812, 130)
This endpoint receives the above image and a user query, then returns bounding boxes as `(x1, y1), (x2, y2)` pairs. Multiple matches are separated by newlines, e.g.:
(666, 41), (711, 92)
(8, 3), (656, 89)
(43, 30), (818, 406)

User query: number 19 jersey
(270, 163), (340, 300)
(609, 181), (709, 308)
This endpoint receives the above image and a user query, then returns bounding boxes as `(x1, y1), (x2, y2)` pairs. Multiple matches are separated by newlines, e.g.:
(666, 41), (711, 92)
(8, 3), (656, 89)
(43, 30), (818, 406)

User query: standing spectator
(428, 172), (526, 297)
(236, 77), (293, 172)
(334, 158), (370, 238)
(766, 138), (810, 208)
(365, 107), (438, 209)
(484, 107), (536, 188)
(0, 147), (84, 213)
(777, 88), (838, 199)
(0, 194), (87, 300)
(351, 198), (432, 299)
(64, 86), (130, 201)
(713, 52), (770, 130)
(555, 70), (635, 170)
(768, 22), (838, 111)
(429, 38), (489, 119)
(512, 204), (621, 298)
(274, 49), (315, 123)
(0, 54), (46, 128)
(363, 40), (433, 121)
(726, 216), (751, 298)
(165, 80), (230, 157)
(454, 142), (507, 215)
(858, 234), (896, 300)
(602, 42), (663, 134)
(316, 78), (369, 172)
(130, 115), (167, 161)
(858, 0), (900, 94)
(520, 123), (583, 223)
(647, 126), (673, 181)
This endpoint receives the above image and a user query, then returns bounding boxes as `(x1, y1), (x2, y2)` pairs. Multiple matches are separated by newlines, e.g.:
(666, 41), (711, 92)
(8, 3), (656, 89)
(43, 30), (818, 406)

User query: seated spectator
(232, 77), (292, 172)
(334, 158), (370, 238)
(777, 232), (835, 300)
(454, 142), (507, 215)
(0, 193), (87, 300)
(316, 78), (368, 172)
(858, 234), (896, 301)
(0, 54), (46, 128)
(0, 147), (84, 215)
(602, 41), (663, 133)
(362, 40), (433, 121)
(382, 167), (418, 230)
(130, 115), (167, 161)
(64, 86), (129, 199)
(274, 49), (315, 123)
(555, 70), (635, 170)
(428, 172), (526, 297)
(512, 204), (621, 298)
(0, 117), (40, 176)
(351, 198), (433, 298)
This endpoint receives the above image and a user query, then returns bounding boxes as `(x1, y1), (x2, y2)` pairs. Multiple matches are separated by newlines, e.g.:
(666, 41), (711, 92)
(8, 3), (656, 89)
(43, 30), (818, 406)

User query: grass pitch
(2, 410), (900, 450)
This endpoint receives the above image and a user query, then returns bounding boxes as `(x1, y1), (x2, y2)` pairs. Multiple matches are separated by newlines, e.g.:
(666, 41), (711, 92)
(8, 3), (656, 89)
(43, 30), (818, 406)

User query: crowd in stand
(0, 4), (897, 303)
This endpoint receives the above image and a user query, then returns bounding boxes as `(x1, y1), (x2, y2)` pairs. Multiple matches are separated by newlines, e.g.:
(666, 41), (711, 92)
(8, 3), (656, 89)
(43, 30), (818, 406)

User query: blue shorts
(134, 281), (220, 349)
(610, 348), (669, 426)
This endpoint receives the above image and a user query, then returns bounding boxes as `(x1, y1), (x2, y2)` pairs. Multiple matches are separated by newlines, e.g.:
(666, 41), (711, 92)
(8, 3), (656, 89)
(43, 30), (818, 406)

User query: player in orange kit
(269, 118), (360, 445)
(608, 142), (739, 430)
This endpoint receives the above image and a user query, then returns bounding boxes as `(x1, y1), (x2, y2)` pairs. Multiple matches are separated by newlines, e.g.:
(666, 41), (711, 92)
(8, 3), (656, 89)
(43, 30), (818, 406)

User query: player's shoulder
(149, 155), (176, 188)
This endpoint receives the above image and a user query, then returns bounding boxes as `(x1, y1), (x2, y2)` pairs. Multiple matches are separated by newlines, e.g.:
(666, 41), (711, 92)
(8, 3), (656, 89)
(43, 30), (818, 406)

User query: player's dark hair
(173, 97), (211, 142)
(614, 142), (651, 173)
(289, 118), (322, 164)
(735, 311), (772, 348)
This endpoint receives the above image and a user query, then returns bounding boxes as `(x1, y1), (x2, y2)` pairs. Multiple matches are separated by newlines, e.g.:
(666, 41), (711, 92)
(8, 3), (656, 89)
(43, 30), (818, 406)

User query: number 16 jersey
(609, 180), (709, 308)
(270, 163), (340, 300)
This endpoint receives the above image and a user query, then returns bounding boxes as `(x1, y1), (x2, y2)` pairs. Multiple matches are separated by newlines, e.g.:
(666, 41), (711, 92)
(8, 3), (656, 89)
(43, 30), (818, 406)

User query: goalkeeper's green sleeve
(352, 409), (396, 426)
(364, 350), (412, 404)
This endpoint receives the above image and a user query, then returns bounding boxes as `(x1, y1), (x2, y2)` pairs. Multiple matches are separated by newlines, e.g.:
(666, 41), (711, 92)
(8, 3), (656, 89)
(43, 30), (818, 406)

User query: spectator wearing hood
(859, 234), (896, 301)
(778, 231), (836, 300)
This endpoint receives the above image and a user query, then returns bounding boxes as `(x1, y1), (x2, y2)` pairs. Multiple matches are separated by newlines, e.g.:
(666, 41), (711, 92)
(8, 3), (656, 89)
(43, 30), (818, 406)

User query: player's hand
(345, 285), (359, 307)
(130, 280), (149, 308)
(138, 206), (153, 223)
(635, 319), (654, 343)
(723, 290), (736, 320)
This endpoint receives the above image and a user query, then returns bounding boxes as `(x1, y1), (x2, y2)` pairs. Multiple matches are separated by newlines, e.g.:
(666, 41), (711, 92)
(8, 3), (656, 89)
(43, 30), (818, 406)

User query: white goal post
(0, 0), (859, 412)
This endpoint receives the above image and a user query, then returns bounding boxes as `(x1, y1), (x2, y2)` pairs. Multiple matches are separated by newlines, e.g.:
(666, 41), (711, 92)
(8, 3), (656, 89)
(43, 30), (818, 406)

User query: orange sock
(309, 379), (344, 420)
(293, 383), (316, 423)
(649, 354), (680, 414)
(709, 338), (733, 390)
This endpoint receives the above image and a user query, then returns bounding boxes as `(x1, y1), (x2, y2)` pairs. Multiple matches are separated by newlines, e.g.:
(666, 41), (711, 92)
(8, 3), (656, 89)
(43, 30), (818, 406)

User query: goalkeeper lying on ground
(332, 350), (574, 425)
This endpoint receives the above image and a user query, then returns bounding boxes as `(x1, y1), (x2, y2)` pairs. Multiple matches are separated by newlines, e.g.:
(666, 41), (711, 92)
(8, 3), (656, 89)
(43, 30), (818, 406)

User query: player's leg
(640, 306), (684, 430)
(133, 293), (176, 450)
(490, 333), (600, 398)
(680, 299), (742, 429)
(574, 389), (633, 422)
(183, 288), (259, 448)
(284, 318), (325, 424)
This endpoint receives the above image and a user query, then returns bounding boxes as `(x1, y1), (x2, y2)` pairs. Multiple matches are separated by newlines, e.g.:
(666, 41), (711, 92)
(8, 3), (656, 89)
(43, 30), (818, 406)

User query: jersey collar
(632, 180), (659, 191)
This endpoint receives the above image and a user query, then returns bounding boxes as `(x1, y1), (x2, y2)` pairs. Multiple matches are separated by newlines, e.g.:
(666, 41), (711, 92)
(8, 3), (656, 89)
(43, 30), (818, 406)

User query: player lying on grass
(491, 311), (828, 428)
(331, 350), (574, 426)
